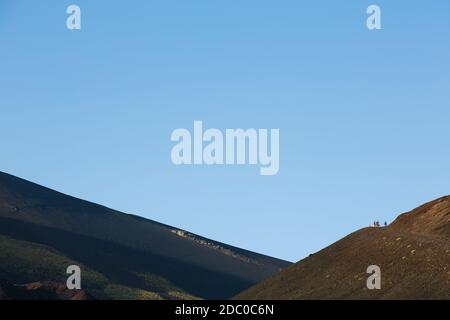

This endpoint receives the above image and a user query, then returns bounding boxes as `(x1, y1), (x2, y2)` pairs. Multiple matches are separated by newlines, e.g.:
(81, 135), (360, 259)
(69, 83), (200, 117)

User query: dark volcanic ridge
(0, 171), (290, 300)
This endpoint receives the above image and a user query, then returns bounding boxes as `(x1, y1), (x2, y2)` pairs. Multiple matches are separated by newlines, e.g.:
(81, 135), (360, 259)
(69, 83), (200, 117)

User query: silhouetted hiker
(384, 221), (387, 227)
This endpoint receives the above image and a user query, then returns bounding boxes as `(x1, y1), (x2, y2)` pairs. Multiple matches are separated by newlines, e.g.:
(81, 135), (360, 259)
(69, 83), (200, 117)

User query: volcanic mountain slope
(236, 196), (450, 300)
(0, 171), (290, 300)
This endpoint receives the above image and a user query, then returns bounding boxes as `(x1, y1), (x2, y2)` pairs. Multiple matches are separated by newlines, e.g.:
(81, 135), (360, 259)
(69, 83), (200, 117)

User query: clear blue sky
(1, 0), (449, 261)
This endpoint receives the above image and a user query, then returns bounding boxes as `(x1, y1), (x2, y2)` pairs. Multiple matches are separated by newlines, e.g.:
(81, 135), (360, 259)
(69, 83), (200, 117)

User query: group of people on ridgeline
(372, 220), (388, 227)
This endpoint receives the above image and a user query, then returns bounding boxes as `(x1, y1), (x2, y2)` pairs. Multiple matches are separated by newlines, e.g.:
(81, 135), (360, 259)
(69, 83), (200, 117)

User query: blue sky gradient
(1, 0), (449, 261)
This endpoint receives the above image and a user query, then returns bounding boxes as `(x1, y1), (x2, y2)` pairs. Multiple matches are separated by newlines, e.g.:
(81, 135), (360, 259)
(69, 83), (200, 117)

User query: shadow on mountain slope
(0, 216), (254, 299)
(0, 171), (290, 299)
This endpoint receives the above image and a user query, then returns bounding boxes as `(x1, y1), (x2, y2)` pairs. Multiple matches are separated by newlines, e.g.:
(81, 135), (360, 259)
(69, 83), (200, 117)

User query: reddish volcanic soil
(0, 280), (92, 300)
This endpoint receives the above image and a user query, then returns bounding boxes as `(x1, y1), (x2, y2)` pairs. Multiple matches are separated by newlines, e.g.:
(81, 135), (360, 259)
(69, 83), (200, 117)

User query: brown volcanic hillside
(236, 197), (450, 300)
(389, 196), (450, 238)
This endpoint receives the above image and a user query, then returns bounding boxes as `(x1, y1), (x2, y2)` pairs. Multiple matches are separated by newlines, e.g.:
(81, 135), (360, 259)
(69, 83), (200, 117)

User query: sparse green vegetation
(98, 284), (163, 300)
(0, 234), (108, 289)
(135, 272), (201, 300)
(0, 235), (176, 300)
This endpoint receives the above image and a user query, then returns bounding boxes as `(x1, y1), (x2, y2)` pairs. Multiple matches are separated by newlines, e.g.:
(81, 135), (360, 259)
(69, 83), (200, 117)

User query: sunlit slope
(236, 197), (450, 300)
